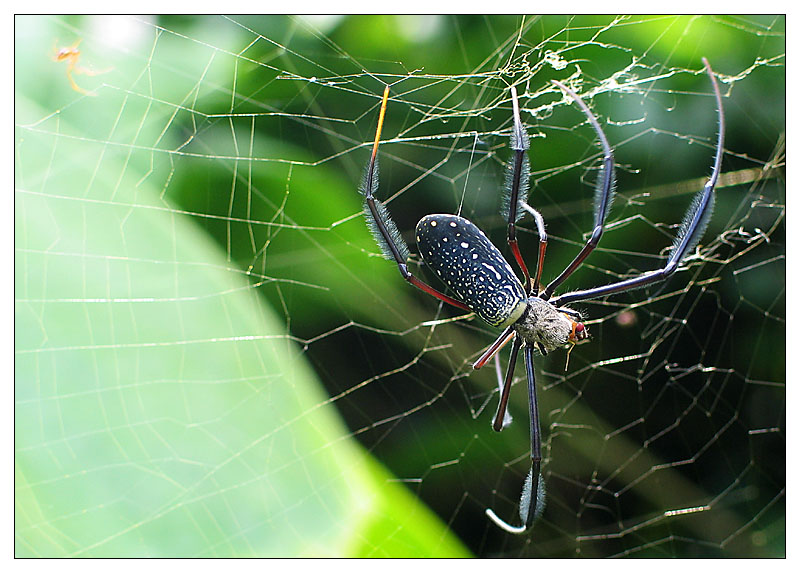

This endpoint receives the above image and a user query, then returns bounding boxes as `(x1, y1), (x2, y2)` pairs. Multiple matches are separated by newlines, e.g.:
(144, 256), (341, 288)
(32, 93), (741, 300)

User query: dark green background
(16, 15), (784, 557)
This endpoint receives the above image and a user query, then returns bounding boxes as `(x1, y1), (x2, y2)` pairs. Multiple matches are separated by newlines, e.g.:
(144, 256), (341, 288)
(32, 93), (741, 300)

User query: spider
(52, 39), (110, 96)
(359, 58), (724, 534)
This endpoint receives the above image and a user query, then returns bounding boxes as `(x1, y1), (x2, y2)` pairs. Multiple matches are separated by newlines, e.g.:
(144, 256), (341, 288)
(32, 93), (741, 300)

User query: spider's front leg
(359, 86), (470, 313)
(540, 80), (617, 301)
(504, 86), (550, 296)
(551, 58), (725, 308)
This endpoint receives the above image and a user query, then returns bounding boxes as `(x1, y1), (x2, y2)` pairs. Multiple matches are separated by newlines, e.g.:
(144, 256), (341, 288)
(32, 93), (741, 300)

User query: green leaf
(14, 81), (470, 558)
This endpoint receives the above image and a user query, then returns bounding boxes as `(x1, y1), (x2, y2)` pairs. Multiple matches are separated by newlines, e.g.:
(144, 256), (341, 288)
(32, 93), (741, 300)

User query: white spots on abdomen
(415, 213), (525, 327)
(482, 262), (502, 280)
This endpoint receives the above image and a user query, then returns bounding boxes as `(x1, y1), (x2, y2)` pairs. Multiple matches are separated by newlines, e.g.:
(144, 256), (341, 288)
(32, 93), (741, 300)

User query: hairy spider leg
(486, 344), (545, 533)
(491, 335), (523, 432)
(540, 80), (617, 301)
(474, 87), (549, 370)
(493, 353), (513, 429)
(473, 325), (515, 369)
(360, 86), (470, 312)
(519, 202), (548, 295)
(504, 87), (533, 295)
(522, 344), (544, 530)
(552, 58), (724, 308)
(505, 88), (550, 296)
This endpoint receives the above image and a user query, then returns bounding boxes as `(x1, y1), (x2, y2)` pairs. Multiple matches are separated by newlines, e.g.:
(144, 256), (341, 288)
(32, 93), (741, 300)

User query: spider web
(15, 15), (785, 557)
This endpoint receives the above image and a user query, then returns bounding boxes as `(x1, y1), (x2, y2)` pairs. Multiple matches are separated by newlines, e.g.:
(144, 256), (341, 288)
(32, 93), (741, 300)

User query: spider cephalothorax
(359, 58), (724, 534)
(514, 297), (587, 353)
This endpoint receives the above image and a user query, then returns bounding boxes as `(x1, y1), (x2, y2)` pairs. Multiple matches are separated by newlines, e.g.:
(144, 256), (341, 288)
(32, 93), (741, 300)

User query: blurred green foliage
(15, 15), (470, 557)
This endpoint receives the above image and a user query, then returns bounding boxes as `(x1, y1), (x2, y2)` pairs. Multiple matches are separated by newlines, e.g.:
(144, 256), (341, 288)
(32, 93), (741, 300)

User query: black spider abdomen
(415, 214), (526, 327)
